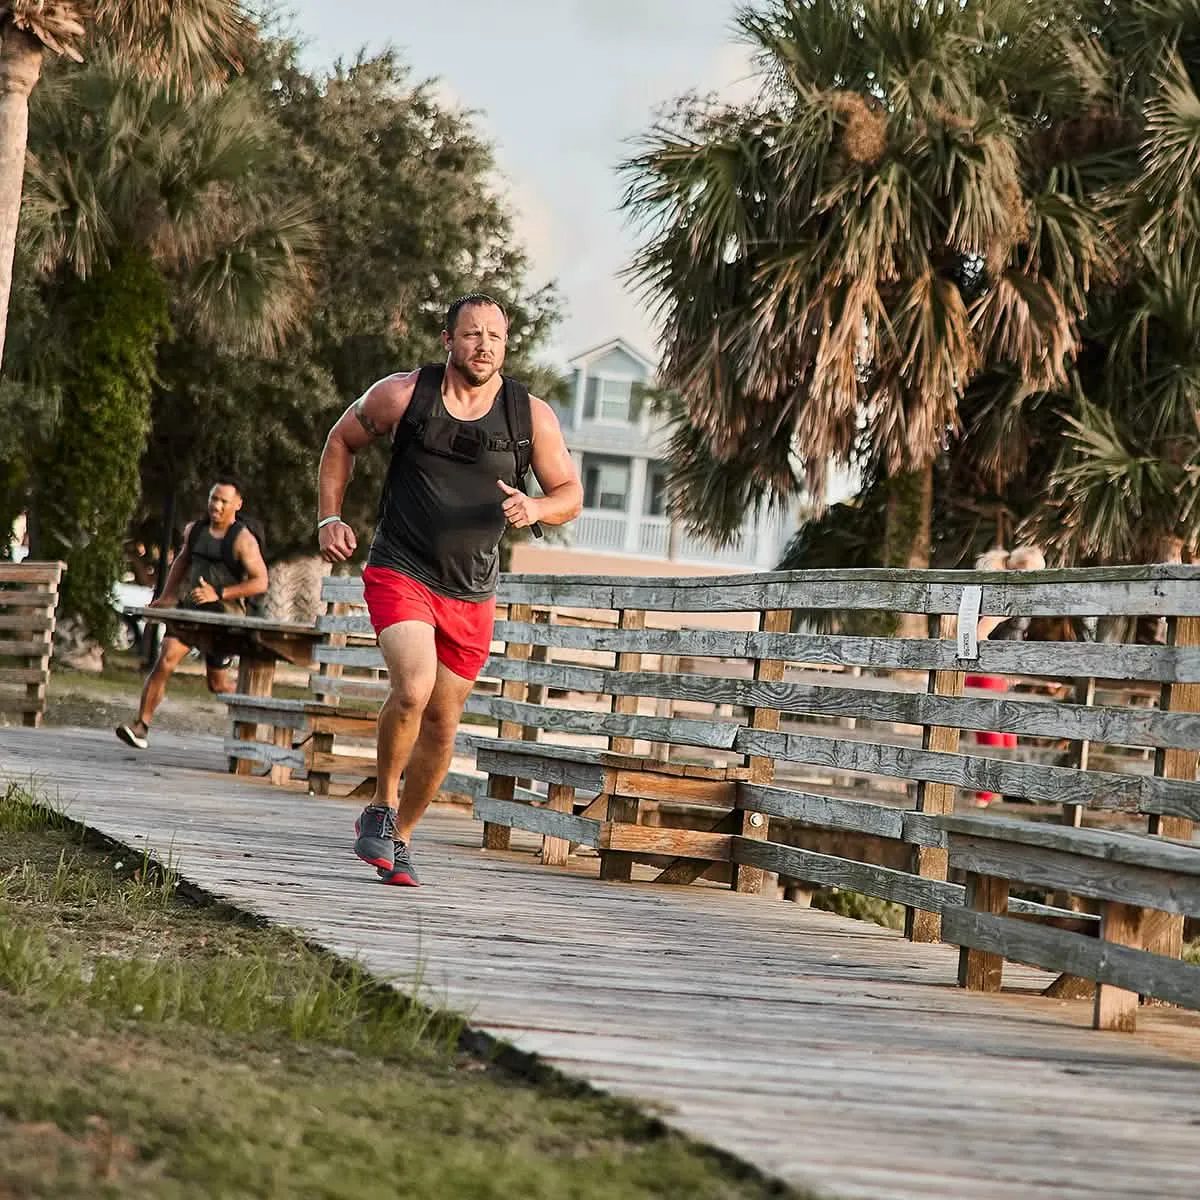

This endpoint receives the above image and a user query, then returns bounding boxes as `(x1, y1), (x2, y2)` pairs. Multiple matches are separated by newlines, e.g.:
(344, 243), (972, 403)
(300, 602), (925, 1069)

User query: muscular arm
(151, 524), (193, 606)
(526, 397), (582, 526)
(317, 372), (415, 520)
(225, 528), (269, 600)
(317, 371), (415, 562)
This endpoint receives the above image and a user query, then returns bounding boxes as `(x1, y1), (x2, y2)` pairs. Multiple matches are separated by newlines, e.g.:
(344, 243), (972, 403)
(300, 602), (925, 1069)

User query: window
(584, 376), (636, 423)
(582, 456), (630, 511)
(644, 463), (669, 517)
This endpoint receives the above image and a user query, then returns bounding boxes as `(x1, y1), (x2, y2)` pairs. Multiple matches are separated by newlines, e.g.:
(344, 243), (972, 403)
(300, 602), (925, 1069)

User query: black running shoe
(353, 805), (397, 870)
(378, 840), (420, 887)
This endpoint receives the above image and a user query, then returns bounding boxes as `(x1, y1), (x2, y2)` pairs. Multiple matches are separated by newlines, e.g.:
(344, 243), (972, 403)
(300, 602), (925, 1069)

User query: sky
(279, 1), (759, 366)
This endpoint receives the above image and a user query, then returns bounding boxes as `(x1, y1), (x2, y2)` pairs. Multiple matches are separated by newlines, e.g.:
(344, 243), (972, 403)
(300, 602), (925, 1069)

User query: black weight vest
(367, 365), (534, 600)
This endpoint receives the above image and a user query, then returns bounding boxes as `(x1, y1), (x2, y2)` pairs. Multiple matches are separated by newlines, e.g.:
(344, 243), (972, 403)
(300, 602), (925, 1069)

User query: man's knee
(386, 678), (435, 717)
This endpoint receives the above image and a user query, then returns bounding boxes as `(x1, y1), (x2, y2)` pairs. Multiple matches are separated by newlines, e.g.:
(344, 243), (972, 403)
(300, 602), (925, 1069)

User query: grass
(0, 783), (807, 1200)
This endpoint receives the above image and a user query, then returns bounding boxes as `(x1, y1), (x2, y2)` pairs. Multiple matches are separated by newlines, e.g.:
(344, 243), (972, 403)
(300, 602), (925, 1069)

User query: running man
(317, 294), (582, 886)
(116, 478), (269, 750)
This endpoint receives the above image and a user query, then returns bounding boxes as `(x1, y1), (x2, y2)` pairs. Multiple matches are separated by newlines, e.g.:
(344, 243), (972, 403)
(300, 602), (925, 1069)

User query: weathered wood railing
(474, 566), (1200, 1030)
(0, 562), (65, 728)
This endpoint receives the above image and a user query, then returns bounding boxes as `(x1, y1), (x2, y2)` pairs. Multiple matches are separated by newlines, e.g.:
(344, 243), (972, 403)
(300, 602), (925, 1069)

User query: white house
(510, 337), (799, 578)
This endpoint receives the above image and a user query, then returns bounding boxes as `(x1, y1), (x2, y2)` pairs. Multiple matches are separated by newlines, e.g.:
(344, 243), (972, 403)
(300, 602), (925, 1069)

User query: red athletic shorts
(362, 566), (496, 681)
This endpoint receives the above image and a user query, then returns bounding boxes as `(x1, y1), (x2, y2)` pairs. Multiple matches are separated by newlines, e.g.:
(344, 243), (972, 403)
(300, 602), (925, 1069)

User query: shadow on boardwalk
(2, 724), (1199, 1200)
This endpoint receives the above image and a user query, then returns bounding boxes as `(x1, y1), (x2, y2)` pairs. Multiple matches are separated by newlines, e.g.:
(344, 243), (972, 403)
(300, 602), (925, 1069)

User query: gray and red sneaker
(378, 840), (420, 887)
(353, 805), (397, 870)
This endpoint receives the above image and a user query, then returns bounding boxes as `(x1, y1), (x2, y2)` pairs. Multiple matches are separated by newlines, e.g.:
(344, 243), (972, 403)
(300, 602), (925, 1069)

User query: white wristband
(317, 515), (343, 530)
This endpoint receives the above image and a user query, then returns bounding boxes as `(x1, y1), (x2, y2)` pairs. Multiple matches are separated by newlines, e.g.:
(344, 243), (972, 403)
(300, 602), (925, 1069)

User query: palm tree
(1010, 5), (1200, 565)
(621, 0), (1110, 581)
(13, 53), (315, 637)
(0, 0), (247, 370)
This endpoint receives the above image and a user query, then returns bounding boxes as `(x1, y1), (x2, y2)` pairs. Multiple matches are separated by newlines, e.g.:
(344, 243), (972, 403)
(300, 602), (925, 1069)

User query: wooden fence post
(733, 608), (789, 895)
(1144, 615), (1199, 962)
(1062, 676), (1096, 828)
(905, 613), (964, 943)
(599, 608), (645, 882)
(482, 602), (533, 851)
(957, 871), (1009, 992)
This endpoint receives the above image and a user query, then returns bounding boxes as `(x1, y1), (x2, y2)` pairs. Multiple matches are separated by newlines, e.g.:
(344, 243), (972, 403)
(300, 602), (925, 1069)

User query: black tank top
(183, 525), (245, 614)
(368, 369), (520, 600)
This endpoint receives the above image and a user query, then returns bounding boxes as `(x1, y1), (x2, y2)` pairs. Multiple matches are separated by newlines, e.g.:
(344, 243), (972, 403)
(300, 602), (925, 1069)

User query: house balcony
(570, 511), (775, 569)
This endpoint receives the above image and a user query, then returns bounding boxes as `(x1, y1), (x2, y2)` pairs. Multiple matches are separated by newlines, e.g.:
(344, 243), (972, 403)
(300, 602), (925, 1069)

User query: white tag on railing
(957, 586), (983, 660)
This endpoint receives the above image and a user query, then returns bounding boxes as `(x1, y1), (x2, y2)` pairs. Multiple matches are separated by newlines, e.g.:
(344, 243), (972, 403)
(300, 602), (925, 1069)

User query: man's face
(208, 484), (242, 526)
(443, 302), (508, 387)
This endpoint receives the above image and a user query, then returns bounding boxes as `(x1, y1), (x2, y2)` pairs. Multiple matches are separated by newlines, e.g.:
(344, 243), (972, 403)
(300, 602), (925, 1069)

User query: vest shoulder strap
(501, 375), (534, 484)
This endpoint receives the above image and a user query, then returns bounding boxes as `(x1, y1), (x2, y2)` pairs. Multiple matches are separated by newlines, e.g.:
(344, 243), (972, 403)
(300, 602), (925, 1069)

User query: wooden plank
(0, 637), (53, 657)
(0, 667), (46, 684)
(483, 772), (514, 850)
(957, 873), (1010, 992)
(731, 837), (963, 913)
(0, 590), (65, 609)
(945, 834), (1200, 914)
(489, 655), (1200, 752)
(308, 713), (380, 738)
(226, 705), (310, 732)
(738, 729), (1200, 819)
(0, 612), (55, 632)
(315, 613), (374, 636)
(610, 771), (736, 807)
(908, 614), (964, 944)
(1146, 615), (1200, 961)
(488, 626), (1200, 685)
(126, 605), (315, 636)
(609, 608), (645, 757)
(0, 562), (64, 584)
(307, 674), (390, 701)
(314, 644), (387, 669)
(600, 609), (645, 882)
(1095, 901), (1146, 1031)
(938, 814), (1200, 875)
(270, 725), (294, 786)
(600, 825), (733, 860)
(222, 738), (306, 771)
(496, 569), (1200, 617)
(1062, 676), (1096, 828)
(472, 796), (601, 849)
(736, 609), (789, 896)
(654, 811), (740, 885)
(541, 783), (576, 867)
(472, 696), (739, 751)
(474, 748), (608, 794)
(942, 908), (1200, 1012)
(736, 783), (906, 841)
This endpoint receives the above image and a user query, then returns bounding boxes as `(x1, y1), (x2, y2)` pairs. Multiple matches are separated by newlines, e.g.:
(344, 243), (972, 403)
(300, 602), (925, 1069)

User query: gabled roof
(566, 336), (658, 375)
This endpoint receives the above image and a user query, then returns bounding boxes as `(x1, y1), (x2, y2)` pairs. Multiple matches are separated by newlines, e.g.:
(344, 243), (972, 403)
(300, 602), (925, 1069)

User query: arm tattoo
(354, 398), (382, 437)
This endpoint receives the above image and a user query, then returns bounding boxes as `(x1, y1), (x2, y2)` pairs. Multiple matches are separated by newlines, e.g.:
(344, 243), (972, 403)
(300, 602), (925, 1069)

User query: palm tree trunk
(883, 463), (933, 639)
(0, 25), (43, 373)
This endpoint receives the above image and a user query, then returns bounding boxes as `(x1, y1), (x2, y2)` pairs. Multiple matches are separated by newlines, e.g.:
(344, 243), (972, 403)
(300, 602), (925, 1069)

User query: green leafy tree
(620, 0), (1120, 597)
(7, 55), (315, 637)
(132, 37), (563, 568)
(0, 1), (249, 368)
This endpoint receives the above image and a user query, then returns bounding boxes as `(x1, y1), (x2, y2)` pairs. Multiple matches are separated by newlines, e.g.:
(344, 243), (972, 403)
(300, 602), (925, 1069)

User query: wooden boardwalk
(3, 725), (1200, 1200)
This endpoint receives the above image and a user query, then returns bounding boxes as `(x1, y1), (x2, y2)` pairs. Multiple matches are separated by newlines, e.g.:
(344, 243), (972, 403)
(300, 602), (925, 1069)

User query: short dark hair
(445, 293), (508, 334)
(211, 475), (242, 496)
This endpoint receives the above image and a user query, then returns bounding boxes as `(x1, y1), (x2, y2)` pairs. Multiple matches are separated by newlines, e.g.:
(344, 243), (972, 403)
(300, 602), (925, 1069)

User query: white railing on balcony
(573, 511), (627, 552)
(677, 532), (756, 567)
(638, 517), (670, 557)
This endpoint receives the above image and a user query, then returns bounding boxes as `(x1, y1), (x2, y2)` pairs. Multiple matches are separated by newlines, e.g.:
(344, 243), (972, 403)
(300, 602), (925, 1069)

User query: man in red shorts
(316, 294), (582, 885)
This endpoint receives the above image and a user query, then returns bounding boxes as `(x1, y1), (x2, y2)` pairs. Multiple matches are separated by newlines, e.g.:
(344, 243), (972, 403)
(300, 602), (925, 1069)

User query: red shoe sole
(357, 852), (393, 870)
(381, 872), (419, 887)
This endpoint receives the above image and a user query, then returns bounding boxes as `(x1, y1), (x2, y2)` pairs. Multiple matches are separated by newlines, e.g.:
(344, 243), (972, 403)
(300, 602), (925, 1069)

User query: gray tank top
(368, 369), (521, 600)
